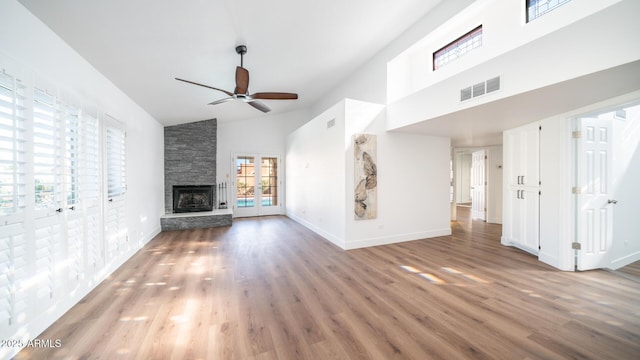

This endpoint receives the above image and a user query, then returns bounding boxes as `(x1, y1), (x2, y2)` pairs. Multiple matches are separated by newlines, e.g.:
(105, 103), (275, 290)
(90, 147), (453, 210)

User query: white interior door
(576, 116), (613, 270)
(471, 150), (486, 220)
(233, 154), (282, 217)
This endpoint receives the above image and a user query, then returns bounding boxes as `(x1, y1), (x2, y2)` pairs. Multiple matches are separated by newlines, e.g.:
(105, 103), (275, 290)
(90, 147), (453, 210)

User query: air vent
(460, 87), (472, 101)
(472, 82), (485, 97)
(460, 76), (501, 102)
(486, 76), (500, 93)
(327, 118), (335, 128)
(615, 109), (626, 119)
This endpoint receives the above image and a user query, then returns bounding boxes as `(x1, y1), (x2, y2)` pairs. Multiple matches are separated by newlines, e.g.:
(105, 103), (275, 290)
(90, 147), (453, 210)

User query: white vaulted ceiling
(18, 0), (444, 126)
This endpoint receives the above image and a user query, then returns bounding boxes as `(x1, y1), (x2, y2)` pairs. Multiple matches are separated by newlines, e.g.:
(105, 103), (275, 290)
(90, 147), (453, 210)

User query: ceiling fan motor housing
(235, 45), (247, 55)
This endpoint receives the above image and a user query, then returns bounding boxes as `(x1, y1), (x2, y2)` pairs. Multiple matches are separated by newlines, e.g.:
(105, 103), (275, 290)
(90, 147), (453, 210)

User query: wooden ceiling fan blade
(247, 100), (271, 113)
(251, 92), (298, 100)
(208, 97), (235, 106)
(234, 67), (249, 95)
(175, 78), (233, 97)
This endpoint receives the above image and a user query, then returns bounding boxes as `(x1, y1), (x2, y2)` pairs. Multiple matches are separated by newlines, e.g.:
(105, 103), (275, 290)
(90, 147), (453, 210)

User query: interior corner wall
(610, 99), (640, 269)
(344, 114), (452, 249)
(216, 109), (310, 214)
(286, 102), (347, 247)
(164, 119), (217, 213)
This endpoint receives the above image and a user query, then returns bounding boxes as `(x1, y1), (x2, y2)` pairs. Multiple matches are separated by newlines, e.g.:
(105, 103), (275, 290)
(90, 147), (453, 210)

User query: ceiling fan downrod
(236, 45), (247, 68)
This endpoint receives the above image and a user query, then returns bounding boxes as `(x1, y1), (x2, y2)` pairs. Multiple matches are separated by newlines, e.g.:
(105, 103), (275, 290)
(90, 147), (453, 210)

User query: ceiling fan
(175, 45), (298, 113)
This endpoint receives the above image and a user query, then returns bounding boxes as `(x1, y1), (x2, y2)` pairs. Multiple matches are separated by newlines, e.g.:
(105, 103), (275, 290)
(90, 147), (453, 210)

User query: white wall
(608, 101), (640, 268)
(344, 107), (451, 249)
(286, 99), (451, 249)
(286, 102), (347, 245)
(0, 1), (164, 356)
(388, 0), (623, 102)
(387, 0), (640, 131)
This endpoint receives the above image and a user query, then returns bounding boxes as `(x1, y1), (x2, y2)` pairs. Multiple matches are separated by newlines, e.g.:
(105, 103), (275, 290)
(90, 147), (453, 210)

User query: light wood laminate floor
(17, 209), (640, 359)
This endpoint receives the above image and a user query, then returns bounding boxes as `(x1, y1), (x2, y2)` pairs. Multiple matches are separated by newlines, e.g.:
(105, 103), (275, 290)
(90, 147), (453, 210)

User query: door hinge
(572, 131), (582, 139)
(572, 242), (581, 250)
(572, 186), (581, 194)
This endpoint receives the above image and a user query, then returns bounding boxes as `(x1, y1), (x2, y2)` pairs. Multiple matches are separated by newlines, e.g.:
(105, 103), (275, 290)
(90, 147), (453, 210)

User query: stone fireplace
(164, 119), (217, 213)
(172, 185), (214, 213)
(161, 118), (231, 230)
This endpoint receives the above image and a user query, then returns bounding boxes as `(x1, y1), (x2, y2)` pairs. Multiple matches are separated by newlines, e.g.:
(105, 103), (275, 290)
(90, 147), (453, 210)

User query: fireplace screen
(173, 185), (214, 213)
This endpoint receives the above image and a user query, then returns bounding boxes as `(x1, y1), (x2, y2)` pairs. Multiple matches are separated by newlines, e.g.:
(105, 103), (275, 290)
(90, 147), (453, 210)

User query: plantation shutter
(106, 125), (126, 199)
(104, 118), (127, 261)
(0, 69), (28, 326)
(82, 109), (103, 268)
(0, 69), (26, 218)
(33, 87), (62, 211)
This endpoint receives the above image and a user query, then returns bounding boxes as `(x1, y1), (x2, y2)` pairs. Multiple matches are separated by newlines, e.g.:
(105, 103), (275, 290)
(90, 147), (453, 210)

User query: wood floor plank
(16, 209), (640, 359)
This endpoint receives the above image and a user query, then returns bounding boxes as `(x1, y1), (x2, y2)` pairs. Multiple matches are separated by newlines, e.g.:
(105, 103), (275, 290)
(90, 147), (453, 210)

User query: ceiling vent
(460, 76), (501, 102)
(472, 82), (485, 97)
(460, 87), (472, 101)
(486, 76), (500, 93)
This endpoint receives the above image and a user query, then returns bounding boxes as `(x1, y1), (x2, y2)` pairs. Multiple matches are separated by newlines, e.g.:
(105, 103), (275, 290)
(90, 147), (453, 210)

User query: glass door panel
(236, 156), (256, 209)
(261, 157), (278, 207)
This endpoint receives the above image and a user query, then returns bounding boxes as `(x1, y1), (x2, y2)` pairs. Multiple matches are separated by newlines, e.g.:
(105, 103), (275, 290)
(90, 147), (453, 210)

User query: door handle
(55, 208), (63, 213)
(608, 199), (618, 204)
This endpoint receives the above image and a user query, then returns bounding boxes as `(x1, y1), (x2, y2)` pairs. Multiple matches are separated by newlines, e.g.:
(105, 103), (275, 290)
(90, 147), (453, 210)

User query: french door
(233, 154), (282, 217)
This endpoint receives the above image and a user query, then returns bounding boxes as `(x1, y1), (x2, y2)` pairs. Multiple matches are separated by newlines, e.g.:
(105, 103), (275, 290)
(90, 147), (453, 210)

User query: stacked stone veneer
(163, 118), (230, 229)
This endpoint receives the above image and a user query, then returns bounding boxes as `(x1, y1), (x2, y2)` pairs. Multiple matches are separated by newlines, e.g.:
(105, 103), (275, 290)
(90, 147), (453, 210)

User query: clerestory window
(433, 25), (483, 71)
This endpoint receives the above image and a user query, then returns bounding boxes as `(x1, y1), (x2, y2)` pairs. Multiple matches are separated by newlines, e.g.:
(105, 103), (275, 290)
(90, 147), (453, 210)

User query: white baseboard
(343, 228), (452, 250)
(609, 250), (640, 270)
(286, 212), (345, 249)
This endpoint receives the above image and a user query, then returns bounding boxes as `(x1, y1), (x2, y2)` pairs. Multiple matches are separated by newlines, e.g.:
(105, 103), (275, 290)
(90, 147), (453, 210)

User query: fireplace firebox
(172, 185), (214, 213)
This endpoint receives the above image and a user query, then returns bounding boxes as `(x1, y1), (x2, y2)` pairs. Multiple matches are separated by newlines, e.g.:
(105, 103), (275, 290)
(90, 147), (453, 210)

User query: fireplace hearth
(173, 185), (214, 213)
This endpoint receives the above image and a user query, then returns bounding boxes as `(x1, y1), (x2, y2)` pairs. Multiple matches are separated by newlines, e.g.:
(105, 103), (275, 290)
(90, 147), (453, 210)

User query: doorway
(233, 154), (282, 217)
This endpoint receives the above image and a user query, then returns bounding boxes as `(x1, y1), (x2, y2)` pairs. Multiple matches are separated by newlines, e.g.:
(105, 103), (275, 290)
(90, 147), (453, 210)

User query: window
(433, 25), (483, 70)
(106, 123), (126, 199)
(527, 0), (571, 22)
(0, 70), (26, 216)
